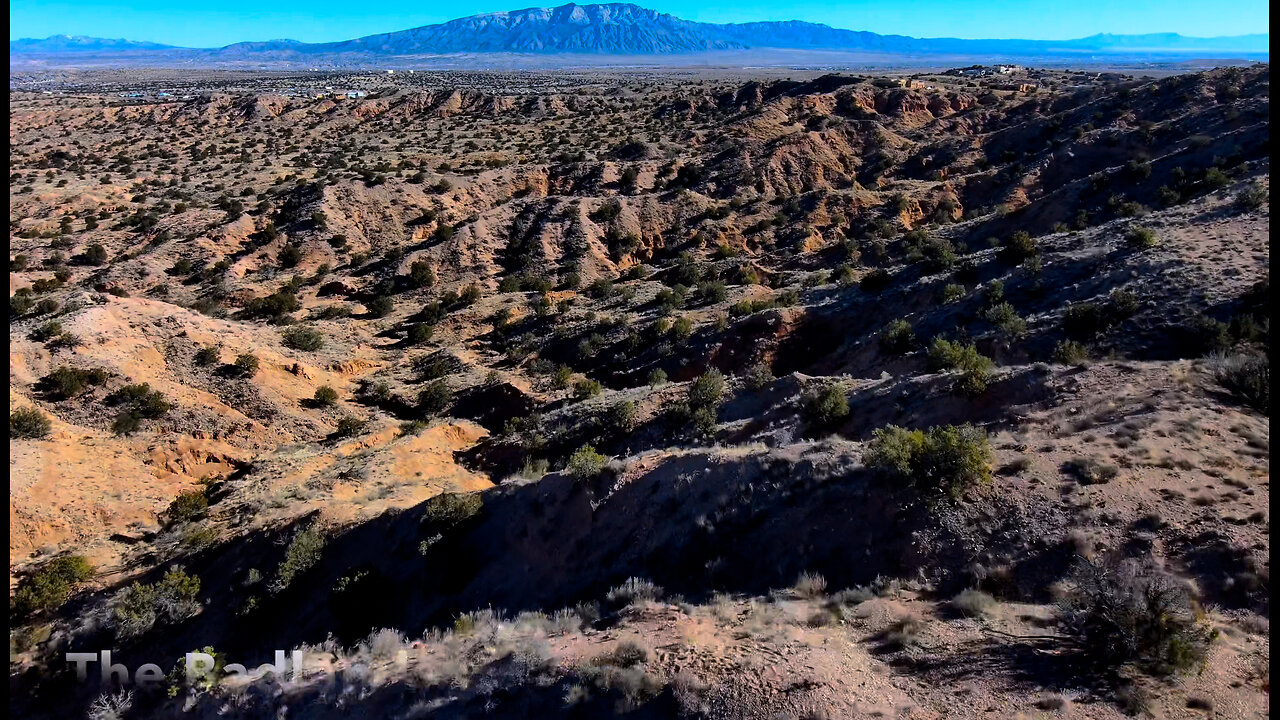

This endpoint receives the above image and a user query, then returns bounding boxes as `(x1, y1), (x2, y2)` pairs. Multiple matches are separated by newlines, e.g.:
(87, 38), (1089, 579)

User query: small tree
(13, 555), (94, 616)
(928, 338), (995, 395)
(566, 445), (608, 479)
(84, 243), (109, 266)
(687, 368), (725, 410)
(743, 362), (774, 390)
(407, 323), (434, 345)
(880, 319), (916, 354)
(863, 423), (992, 497)
(366, 296), (394, 318)
(805, 384), (850, 430)
(418, 380), (453, 417)
(407, 260), (436, 289)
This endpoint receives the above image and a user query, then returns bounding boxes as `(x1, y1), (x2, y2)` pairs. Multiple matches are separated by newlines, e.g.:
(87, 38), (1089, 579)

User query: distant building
(346, 90), (368, 99)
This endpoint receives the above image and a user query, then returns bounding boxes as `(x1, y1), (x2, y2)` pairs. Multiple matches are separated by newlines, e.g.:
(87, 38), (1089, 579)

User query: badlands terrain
(8, 64), (1271, 718)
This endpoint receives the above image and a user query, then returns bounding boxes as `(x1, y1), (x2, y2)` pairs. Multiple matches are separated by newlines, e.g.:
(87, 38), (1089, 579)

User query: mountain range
(9, 3), (1270, 65)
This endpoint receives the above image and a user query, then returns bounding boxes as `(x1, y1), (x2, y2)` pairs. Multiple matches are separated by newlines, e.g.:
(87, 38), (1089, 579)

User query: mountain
(323, 4), (738, 54)
(9, 3), (1270, 64)
(9, 35), (174, 53)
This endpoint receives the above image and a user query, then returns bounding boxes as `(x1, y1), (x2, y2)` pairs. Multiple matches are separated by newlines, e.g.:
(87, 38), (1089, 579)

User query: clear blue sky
(9, 0), (1270, 47)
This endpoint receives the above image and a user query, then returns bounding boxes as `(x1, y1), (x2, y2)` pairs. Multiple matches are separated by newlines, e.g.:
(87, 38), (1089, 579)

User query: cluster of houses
(115, 91), (195, 100)
(948, 64), (1022, 77)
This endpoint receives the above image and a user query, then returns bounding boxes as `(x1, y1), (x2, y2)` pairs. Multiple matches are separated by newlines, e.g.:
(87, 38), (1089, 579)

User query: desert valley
(7, 17), (1271, 718)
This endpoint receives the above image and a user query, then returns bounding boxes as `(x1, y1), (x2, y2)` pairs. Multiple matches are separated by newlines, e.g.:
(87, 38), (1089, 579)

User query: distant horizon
(9, 0), (1271, 49)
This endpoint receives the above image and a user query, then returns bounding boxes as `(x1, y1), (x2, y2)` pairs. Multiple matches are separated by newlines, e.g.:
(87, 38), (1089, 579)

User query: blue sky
(9, 0), (1270, 47)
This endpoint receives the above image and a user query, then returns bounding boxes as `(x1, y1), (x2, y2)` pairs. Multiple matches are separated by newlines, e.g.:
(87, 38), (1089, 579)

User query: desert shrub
(242, 290), (300, 319)
(1235, 182), (1267, 210)
(166, 489), (208, 524)
(1182, 315), (1232, 356)
(10, 293), (35, 316)
(270, 525), (326, 594)
(112, 568), (202, 638)
(551, 365), (573, 390)
(334, 416), (367, 437)
(1059, 559), (1215, 676)
(927, 338), (995, 395)
(984, 302), (1027, 338)
(365, 296), (394, 318)
(743, 362), (774, 390)
(233, 353), (261, 377)
(647, 368), (668, 386)
(1064, 457), (1119, 485)
(599, 640), (649, 668)
(313, 385), (339, 407)
(83, 243), (109, 266)
(193, 345), (221, 366)
(1109, 288), (1140, 317)
(111, 412), (144, 436)
(41, 365), (109, 399)
(605, 577), (662, 607)
(882, 616), (925, 650)
(951, 588), (995, 616)
(407, 260), (436, 289)
(793, 572), (828, 599)
(1063, 302), (1106, 339)
(458, 283), (482, 305)
(880, 319), (916, 354)
(1201, 167), (1230, 189)
(1214, 354), (1268, 413)
(804, 384), (850, 430)
(421, 492), (484, 536)
(609, 401), (638, 432)
(863, 423), (993, 497)
(860, 268), (892, 292)
(1000, 230), (1038, 264)
(406, 323), (434, 345)
(281, 326), (324, 351)
(919, 235), (956, 270)
(30, 320), (63, 342)
(106, 383), (170, 435)
(106, 383), (170, 417)
(418, 379), (453, 416)
(277, 244), (302, 268)
(573, 377), (603, 400)
(1126, 226), (1159, 249)
(12, 555), (94, 616)
(567, 445), (608, 479)
(940, 283), (966, 304)
(687, 368), (725, 410)
(10, 407), (53, 439)
(1053, 340), (1090, 365)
